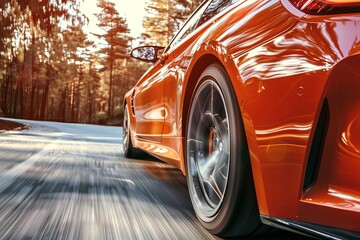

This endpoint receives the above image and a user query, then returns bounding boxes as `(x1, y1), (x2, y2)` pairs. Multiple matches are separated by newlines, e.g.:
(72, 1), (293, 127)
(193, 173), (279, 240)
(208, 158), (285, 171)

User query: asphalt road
(0, 118), (313, 240)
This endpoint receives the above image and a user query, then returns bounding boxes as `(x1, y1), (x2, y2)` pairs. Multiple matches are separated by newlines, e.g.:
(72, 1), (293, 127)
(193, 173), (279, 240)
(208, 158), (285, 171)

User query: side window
(197, 0), (243, 26)
(168, 1), (210, 49)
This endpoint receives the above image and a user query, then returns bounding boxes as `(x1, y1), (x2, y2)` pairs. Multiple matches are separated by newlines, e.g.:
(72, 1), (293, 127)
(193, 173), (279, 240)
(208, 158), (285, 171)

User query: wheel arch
(181, 54), (223, 175)
(180, 53), (252, 178)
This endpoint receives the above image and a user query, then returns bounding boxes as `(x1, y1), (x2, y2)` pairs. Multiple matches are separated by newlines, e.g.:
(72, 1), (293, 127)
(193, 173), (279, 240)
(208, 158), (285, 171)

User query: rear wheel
(186, 63), (267, 237)
(123, 104), (145, 158)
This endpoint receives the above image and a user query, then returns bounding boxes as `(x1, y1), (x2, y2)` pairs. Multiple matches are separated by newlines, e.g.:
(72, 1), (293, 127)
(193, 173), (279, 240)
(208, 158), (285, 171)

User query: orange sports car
(123, 0), (360, 238)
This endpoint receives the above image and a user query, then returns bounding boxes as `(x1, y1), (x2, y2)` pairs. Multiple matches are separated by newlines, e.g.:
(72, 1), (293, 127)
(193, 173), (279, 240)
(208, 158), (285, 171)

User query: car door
(133, 58), (168, 142)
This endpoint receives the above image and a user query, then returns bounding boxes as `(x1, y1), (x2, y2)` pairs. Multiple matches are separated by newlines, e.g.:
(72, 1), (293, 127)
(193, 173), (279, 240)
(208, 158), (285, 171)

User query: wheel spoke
(198, 150), (221, 180)
(213, 114), (228, 140)
(202, 177), (222, 207)
(212, 151), (229, 192)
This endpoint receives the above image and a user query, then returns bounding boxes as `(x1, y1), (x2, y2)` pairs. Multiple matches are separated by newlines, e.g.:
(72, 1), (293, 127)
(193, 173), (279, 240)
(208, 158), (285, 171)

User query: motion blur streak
(0, 119), (214, 240)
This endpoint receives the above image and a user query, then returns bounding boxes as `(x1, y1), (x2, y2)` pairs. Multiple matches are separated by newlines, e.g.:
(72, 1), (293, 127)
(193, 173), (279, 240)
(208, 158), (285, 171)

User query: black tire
(123, 104), (146, 159)
(186, 63), (268, 237)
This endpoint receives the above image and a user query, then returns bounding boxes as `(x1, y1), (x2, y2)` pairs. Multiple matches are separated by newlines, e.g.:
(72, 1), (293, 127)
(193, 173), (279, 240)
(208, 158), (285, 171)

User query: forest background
(0, 0), (202, 125)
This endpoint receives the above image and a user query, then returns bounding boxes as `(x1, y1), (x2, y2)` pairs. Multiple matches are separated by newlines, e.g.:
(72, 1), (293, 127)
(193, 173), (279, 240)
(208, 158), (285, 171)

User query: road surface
(0, 118), (312, 240)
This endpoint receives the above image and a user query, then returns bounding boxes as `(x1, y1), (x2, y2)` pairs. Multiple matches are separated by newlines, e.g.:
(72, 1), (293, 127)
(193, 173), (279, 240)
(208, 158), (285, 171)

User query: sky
(80, 0), (147, 39)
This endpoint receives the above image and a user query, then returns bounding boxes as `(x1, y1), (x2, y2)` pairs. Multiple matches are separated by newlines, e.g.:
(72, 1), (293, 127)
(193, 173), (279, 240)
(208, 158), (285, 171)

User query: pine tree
(0, 0), (84, 119)
(95, 0), (130, 118)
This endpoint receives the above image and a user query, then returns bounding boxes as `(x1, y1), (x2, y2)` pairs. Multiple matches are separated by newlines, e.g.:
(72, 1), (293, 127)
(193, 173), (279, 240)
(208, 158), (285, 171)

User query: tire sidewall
(123, 104), (132, 157)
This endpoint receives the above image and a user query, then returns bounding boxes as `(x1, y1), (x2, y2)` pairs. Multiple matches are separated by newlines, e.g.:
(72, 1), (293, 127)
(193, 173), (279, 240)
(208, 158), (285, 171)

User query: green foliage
(95, 111), (107, 124)
(113, 105), (123, 117)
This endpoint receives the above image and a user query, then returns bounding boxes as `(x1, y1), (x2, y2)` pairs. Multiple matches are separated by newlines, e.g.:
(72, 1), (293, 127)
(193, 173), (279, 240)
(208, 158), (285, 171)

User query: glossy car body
(124, 0), (360, 238)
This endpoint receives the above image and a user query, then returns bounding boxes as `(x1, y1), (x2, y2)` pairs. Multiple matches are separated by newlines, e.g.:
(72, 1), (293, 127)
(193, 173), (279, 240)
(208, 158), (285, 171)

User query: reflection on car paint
(125, 0), (360, 236)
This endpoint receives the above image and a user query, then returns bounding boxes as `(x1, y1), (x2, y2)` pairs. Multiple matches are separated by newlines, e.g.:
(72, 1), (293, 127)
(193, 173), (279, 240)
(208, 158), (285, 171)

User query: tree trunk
(108, 59), (113, 118)
(76, 66), (83, 122)
(40, 80), (50, 120)
(60, 87), (67, 122)
(70, 80), (75, 122)
(13, 85), (19, 117)
(2, 74), (11, 115)
(86, 61), (92, 122)
(19, 85), (24, 118)
(29, 84), (36, 119)
(34, 83), (41, 120)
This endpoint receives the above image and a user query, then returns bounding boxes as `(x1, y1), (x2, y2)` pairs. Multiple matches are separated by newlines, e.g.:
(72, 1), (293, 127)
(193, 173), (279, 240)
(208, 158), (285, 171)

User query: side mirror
(130, 46), (165, 63)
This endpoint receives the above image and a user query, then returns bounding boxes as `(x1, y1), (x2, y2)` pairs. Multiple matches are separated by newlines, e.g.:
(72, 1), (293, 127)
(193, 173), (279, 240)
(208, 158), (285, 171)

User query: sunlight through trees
(0, 0), (201, 125)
